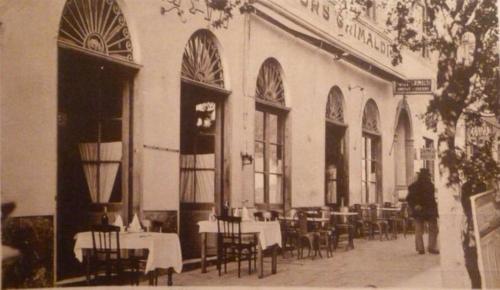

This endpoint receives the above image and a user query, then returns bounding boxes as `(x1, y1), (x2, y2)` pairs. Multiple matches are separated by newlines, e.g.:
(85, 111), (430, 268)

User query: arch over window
(181, 30), (225, 88)
(362, 99), (380, 133)
(58, 0), (134, 62)
(326, 86), (345, 123)
(256, 58), (285, 106)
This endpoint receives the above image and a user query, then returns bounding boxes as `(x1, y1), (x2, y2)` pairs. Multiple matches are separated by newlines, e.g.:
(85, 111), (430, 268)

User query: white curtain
(180, 154), (214, 203)
(79, 142), (122, 203)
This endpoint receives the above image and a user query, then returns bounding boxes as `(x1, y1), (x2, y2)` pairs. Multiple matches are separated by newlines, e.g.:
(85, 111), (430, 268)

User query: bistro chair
(317, 207), (334, 258)
(279, 209), (299, 258)
(295, 211), (320, 259)
(368, 204), (390, 241)
(216, 215), (256, 278)
(352, 204), (370, 238)
(397, 202), (412, 237)
(88, 224), (140, 285)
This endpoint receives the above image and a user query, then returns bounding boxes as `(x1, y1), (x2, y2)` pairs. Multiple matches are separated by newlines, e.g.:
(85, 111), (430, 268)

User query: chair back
(90, 224), (121, 261)
(253, 211), (264, 221)
(216, 215), (242, 245)
(296, 210), (309, 235)
(400, 202), (409, 219)
(269, 210), (280, 221)
(368, 204), (381, 222)
(320, 207), (332, 228)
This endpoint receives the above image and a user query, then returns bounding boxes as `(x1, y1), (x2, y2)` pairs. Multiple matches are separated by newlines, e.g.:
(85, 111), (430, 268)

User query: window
(365, 0), (377, 21)
(361, 100), (381, 203)
(325, 87), (348, 206)
(255, 109), (284, 205)
(180, 99), (218, 203)
(254, 58), (287, 208)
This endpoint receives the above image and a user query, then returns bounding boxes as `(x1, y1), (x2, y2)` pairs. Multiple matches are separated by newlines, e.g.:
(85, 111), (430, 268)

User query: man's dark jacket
(406, 178), (438, 220)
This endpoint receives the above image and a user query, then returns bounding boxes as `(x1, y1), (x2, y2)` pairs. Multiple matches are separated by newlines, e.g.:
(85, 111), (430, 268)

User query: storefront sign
(282, 0), (393, 63)
(394, 79), (432, 95)
(420, 148), (435, 160)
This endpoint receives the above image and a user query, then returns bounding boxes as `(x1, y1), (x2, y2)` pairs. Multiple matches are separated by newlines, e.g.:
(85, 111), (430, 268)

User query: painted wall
(0, 0), (63, 217)
(0, 0), (437, 219)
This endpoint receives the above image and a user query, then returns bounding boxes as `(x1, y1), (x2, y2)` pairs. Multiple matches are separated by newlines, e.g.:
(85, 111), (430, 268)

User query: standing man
(406, 168), (439, 254)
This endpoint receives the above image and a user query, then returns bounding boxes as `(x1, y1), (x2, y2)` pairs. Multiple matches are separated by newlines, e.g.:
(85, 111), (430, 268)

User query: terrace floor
(153, 233), (442, 289)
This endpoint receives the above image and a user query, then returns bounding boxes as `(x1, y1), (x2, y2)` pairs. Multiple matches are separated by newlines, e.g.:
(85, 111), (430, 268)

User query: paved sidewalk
(154, 233), (442, 288)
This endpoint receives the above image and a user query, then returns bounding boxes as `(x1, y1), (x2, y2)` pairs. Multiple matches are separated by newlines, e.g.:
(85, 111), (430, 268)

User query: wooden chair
(368, 204), (390, 241)
(317, 207), (334, 257)
(279, 209), (298, 258)
(352, 204), (370, 238)
(295, 211), (320, 259)
(88, 224), (140, 285)
(216, 215), (256, 278)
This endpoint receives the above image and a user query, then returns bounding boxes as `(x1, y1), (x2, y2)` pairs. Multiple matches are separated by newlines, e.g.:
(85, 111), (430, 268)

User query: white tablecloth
(74, 232), (183, 274)
(198, 220), (282, 249)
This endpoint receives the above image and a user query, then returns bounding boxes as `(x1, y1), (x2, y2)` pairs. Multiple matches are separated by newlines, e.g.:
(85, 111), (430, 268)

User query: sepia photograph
(0, 0), (499, 289)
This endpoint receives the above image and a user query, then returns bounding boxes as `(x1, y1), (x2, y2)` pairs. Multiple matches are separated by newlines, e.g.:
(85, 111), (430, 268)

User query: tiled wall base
(2, 215), (54, 288)
(143, 210), (177, 233)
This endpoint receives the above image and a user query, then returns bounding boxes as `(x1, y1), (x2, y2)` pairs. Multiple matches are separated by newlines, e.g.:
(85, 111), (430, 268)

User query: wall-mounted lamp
(348, 85), (364, 92)
(241, 152), (253, 166)
(333, 52), (349, 61)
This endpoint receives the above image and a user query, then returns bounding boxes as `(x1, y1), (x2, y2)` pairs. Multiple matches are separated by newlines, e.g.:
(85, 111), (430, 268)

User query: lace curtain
(79, 142), (122, 203)
(180, 153), (215, 203)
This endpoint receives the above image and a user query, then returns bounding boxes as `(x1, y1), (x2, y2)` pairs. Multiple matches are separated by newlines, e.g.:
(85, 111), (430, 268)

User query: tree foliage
(384, 0), (499, 186)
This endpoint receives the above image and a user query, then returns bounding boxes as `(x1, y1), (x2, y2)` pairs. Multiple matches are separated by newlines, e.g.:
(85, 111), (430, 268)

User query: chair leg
(237, 248), (241, 278)
(248, 250), (252, 275)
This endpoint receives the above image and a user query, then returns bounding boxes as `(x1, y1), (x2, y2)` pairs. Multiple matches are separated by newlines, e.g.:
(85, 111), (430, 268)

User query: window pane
(101, 119), (122, 142)
(254, 173), (264, 203)
(269, 113), (278, 144)
(255, 110), (264, 141)
(269, 174), (282, 204)
(269, 144), (282, 173)
(195, 170), (215, 203)
(255, 141), (264, 172)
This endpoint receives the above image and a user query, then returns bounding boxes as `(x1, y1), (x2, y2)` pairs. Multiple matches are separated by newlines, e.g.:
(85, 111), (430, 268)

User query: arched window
(326, 87), (345, 124)
(179, 30), (228, 259)
(255, 59), (285, 105)
(254, 58), (288, 210)
(181, 30), (224, 88)
(362, 100), (380, 134)
(325, 87), (348, 207)
(58, 0), (134, 62)
(361, 99), (381, 204)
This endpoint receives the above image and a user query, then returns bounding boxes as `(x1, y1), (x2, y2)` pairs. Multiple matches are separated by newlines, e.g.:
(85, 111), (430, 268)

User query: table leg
(167, 267), (173, 286)
(271, 245), (277, 274)
(85, 250), (91, 285)
(257, 240), (263, 278)
(201, 232), (207, 273)
(348, 222), (355, 250)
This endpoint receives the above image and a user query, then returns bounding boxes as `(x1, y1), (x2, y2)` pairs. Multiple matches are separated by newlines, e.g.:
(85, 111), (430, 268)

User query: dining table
(74, 231), (183, 286)
(198, 219), (282, 278)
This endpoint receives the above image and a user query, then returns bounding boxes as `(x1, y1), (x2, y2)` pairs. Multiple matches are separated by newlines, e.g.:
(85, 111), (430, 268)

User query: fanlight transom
(326, 88), (344, 123)
(181, 31), (225, 88)
(255, 59), (285, 105)
(59, 0), (134, 62)
(362, 100), (380, 133)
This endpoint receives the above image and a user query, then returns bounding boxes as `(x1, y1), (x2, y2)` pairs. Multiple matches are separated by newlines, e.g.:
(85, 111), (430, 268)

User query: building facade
(0, 0), (439, 285)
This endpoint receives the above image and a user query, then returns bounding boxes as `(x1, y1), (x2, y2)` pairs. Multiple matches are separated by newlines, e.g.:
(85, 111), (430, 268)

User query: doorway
(57, 49), (133, 280)
(179, 83), (225, 259)
(325, 124), (347, 207)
